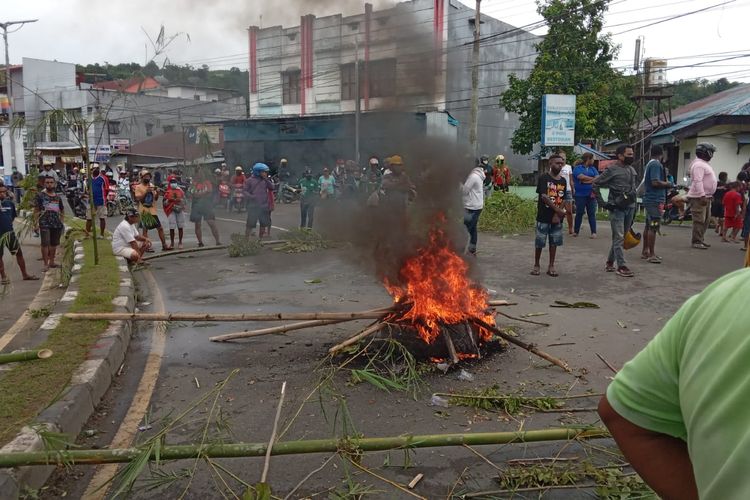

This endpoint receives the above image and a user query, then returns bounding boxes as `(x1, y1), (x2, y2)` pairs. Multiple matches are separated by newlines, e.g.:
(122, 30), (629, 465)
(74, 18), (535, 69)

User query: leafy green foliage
(227, 233), (262, 257)
(447, 385), (561, 414)
(272, 229), (337, 253)
(500, 0), (636, 154)
(478, 193), (537, 234)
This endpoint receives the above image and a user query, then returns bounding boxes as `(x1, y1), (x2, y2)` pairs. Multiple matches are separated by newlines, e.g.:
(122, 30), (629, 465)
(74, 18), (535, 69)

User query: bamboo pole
(209, 319), (349, 342)
(0, 428), (609, 468)
(472, 318), (571, 373)
(487, 300), (514, 306)
(328, 321), (388, 355)
(65, 308), (393, 323)
(260, 381), (286, 483)
(143, 245), (228, 261)
(0, 349), (53, 365)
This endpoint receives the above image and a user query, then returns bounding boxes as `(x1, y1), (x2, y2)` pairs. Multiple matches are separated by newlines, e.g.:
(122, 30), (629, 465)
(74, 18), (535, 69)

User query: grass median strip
(0, 236), (120, 445)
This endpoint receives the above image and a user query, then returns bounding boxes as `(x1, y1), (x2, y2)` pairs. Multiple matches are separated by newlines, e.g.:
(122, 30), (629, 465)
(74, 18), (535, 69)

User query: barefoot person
(163, 176), (186, 249)
(133, 170), (169, 251)
(532, 154), (567, 277)
(111, 209), (151, 264)
(0, 184), (38, 283)
(640, 145), (673, 263)
(33, 176), (65, 272)
(190, 168), (222, 247)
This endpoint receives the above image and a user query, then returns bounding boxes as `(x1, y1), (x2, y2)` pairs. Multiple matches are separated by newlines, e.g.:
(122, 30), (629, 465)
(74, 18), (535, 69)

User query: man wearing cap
(133, 169), (169, 251)
(244, 163), (275, 239)
(493, 155), (511, 193)
(10, 166), (24, 202)
(40, 162), (59, 183)
(87, 166), (109, 238)
(190, 168), (222, 247)
(380, 155), (415, 209)
(112, 209), (151, 264)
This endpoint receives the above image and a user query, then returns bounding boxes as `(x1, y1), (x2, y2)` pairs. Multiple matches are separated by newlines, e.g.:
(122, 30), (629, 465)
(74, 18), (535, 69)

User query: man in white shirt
(462, 164), (485, 255)
(112, 209), (151, 264)
(558, 151), (575, 235)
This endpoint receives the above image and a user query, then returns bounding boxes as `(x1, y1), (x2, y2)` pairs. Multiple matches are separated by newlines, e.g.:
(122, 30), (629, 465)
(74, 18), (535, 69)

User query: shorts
(189, 201), (215, 223)
(140, 213), (162, 231)
(563, 191), (573, 202)
(114, 247), (138, 260)
(0, 231), (21, 257)
(246, 205), (272, 229)
(643, 202), (663, 229)
(95, 204), (107, 219)
(40, 227), (63, 247)
(167, 211), (186, 229)
(535, 221), (563, 248)
(711, 202), (724, 218)
(725, 215), (743, 230)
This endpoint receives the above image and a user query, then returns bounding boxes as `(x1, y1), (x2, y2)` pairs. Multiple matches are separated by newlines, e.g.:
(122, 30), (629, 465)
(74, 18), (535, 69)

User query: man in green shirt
(599, 268), (750, 499)
(298, 168), (319, 229)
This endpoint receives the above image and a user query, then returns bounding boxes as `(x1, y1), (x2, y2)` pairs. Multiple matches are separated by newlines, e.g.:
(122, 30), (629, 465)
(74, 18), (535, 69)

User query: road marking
(83, 269), (166, 499)
(0, 268), (58, 351)
(214, 216), (290, 232)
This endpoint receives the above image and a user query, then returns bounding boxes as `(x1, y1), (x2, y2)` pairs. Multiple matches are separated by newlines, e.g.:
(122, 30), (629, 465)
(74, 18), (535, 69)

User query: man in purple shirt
(243, 163), (275, 239)
(686, 143), (718, 250)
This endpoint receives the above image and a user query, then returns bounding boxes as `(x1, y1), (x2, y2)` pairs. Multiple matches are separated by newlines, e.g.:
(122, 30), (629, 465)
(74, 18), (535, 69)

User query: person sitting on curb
(599, 268), (750, 499)
(112, 208), (151, 265)
(0, 184), (39, 284)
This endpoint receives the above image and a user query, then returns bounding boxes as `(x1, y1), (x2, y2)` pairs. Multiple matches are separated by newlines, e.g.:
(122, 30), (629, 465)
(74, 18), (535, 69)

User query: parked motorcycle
(662, 185), (692, 224)
(231, 183), (245, 212)
(280, 182), (300, 204)
(65, 184), (88, 219)
(106, 184), (119, 217)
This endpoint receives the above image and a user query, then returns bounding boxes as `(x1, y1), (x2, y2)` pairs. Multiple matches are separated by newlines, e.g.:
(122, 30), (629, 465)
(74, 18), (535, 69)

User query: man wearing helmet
(493, 155), (511, 193)
(232, 166), (246, 186)
(687, 143), (718, 250)
(298, 167), (319, 229)
(243, 163), (275, 239)
(190, 167), (222, 247)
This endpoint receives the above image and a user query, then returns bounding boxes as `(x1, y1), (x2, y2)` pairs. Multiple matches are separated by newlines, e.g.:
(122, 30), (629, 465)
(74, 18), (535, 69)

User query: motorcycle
(662, 185), (692, 224)
(106, 184), (119, 217)
(231, 183), (245, 212)
(65, 184), (88, 219)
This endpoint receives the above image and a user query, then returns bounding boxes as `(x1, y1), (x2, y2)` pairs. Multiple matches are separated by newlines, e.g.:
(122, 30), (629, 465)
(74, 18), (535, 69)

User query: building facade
(247, 0), (538, 172)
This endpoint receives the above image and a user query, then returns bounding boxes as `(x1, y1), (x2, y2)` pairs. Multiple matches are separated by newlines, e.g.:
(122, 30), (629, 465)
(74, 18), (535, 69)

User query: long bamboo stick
(0, 349), (53, 365)
(0, 428), (608, 468)
(328, 321), (388, 355)
(209, 319), (349, 342)
(472, 318), (571, 373)
(142, 245), (228, 261)
(65, 308), (393, 323)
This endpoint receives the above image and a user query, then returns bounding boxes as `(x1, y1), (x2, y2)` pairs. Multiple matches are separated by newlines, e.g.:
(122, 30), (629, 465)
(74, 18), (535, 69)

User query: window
(145, 123), (154, 136)
(107, 120), (121, 135)
(368, 59), (396, 98)
(341, 59), (396, 100)
(194, 94), (201, 101)
(282, 70), (301, 105)
(163, 125), (175, 133)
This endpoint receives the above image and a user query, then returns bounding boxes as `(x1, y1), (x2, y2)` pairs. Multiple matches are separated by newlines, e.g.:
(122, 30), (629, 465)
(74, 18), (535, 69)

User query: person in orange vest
(493, 155), (511, 193)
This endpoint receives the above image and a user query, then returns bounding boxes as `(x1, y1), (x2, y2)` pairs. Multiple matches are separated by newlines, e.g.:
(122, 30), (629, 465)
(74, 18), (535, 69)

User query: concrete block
(70, 359), (112, 406)
(39, 313), (62, 330)
(87, 334), (122, 363)
(120, 278), (132, 288)
(36, 385), (94, 437)
(111, 296), (129, 308)
(71, 263), (82, 273)
(60, 290), (78, 302)
(0, 424), (59, 495)
(0, 471), (19, 500)
(119, 265), (129, 273)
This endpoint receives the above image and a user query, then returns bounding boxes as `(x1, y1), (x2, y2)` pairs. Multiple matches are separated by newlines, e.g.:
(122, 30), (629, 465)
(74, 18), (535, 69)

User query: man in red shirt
(231, 166), (246, 185)
(722, 181), (743, 243)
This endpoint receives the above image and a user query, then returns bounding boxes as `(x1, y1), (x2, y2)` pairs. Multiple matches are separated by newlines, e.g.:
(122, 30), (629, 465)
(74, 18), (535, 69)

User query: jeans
(574, 196), (597, 235)
(689, 198), (711, 244)
(300, 199), (316, 228)
(463, 208), (482, 253)
(608, 206), (634, 268)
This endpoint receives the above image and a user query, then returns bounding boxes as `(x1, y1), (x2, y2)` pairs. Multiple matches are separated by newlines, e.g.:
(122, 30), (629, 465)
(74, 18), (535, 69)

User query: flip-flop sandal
(647, 257), (662, 264)
(530, 269), (541, 276)
(547, 270), (559, 277)
(0, 279), (10, 285)
(23, 275), (40, 281)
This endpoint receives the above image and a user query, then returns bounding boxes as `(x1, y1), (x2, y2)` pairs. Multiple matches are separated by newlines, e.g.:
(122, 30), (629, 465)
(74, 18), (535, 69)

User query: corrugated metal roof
(651, 84), (750, 138)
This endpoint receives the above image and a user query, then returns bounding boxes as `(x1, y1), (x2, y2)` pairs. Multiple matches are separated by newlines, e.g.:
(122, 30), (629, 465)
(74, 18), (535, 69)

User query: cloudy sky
(4, 0), (749, 83)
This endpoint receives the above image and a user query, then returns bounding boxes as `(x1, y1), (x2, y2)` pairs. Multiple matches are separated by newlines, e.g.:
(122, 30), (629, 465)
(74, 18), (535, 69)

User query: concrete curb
(0, 244), (135, 499)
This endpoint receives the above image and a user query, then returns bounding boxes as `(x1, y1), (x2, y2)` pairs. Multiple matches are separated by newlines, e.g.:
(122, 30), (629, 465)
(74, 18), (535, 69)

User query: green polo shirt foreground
(607, 268), (750, 499)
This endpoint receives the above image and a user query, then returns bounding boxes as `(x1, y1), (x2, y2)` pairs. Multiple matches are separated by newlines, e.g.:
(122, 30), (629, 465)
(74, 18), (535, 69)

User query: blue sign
(541, 94), (576, 147)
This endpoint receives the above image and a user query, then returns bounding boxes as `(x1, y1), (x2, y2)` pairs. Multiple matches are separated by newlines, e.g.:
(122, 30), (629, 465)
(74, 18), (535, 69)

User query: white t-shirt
(112, 219), (139, 253)
(462, 167), (485, 210)
(560, 164), (573, 193)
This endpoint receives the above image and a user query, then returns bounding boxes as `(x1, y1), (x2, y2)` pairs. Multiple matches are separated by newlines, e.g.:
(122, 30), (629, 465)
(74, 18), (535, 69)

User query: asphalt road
(42, 203), (743, 499)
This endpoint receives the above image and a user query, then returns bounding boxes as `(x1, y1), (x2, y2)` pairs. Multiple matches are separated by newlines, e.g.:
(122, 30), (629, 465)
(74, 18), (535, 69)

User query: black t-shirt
(536, 173), (567, 224)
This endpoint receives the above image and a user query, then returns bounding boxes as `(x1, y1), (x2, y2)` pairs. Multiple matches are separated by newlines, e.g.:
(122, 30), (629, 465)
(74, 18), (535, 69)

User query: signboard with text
(112, 138), (130, 152)
(541, 94), (576, 147)
(88, 145), (112, 163)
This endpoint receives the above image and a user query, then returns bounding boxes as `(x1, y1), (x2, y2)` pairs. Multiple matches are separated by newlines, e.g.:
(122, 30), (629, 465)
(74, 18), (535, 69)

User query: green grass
(478, 192), (537, 234)
(0, 237), (120, 445)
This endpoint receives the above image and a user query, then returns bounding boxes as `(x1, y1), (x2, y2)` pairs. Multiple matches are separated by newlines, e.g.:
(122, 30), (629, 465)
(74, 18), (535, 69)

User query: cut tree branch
(209, 319), (348, 342)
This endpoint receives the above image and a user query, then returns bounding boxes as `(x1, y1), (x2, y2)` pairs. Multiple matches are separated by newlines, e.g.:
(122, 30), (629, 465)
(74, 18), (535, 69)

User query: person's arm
(650, 164), (672, 188)
(592, 167), (613, 187)
(598, 397), (697, 500)
(462, 173), (478, 196)
(690, 166), (706, 198)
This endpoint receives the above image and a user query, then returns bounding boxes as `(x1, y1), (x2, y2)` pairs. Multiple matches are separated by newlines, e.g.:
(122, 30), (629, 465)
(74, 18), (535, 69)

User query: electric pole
(1, 19), (38, 171)
(468, 0), (481, 155)
(354, 36), (361, 164)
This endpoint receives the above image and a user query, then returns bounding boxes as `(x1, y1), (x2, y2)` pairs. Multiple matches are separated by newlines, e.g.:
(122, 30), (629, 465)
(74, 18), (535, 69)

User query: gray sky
(4, 0), (749, 83)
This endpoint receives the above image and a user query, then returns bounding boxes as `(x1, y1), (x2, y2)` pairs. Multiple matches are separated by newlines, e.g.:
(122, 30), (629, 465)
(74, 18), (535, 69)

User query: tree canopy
(500, 0), (635, 154)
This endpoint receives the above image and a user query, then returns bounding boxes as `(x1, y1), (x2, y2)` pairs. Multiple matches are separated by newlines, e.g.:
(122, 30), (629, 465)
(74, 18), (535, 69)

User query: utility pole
(1, 19), (38, 171)
(354, 36), (361, 164)
(468, 1), (481, 156)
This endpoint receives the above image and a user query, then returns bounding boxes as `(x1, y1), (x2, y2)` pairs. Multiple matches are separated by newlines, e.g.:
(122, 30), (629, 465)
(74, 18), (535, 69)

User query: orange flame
(384, 220), (495, 344)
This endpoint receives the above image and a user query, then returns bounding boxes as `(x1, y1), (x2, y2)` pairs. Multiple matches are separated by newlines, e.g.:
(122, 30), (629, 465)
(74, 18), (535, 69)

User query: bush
(227, 233), (262, 257)
(478, 193), (537, 234)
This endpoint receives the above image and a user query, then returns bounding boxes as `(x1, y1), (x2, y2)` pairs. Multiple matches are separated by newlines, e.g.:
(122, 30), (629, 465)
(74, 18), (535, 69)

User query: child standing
(722, 182), (743, 243)
(163, 176), (186, 249)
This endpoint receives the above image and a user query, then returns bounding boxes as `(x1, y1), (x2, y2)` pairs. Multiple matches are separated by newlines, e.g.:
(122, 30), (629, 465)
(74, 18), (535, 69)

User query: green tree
(500, 0), (635, 154)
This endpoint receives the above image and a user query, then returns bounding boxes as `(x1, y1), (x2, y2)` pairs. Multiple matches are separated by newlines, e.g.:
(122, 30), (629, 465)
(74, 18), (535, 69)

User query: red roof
(92, 76), (161, 93)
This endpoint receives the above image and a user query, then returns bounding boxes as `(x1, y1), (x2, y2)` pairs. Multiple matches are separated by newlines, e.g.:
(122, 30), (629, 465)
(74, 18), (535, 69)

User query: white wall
(677, 125), (750, 182)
